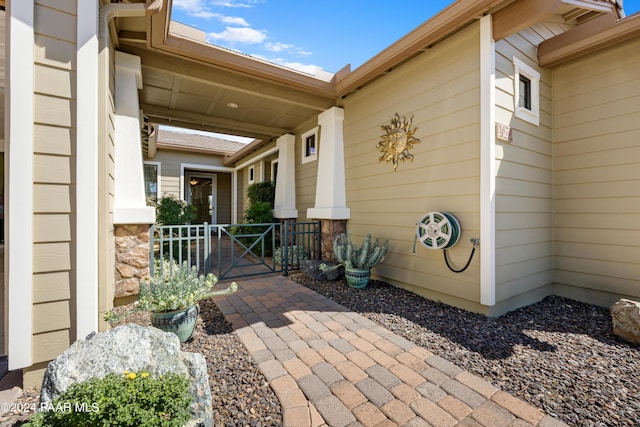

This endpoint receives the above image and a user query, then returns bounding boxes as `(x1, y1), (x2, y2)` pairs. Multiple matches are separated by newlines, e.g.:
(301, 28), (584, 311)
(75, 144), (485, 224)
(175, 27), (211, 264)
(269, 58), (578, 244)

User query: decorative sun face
(376, 113), (421, 171)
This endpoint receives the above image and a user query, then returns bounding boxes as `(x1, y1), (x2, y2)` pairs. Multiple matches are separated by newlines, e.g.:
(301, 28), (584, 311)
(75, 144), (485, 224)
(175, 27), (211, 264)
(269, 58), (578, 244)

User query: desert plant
(25, 371), (191, 427)
(104, 260), (237, 322)
(332, 233), (389, 270)
(274, 245), (308, 266)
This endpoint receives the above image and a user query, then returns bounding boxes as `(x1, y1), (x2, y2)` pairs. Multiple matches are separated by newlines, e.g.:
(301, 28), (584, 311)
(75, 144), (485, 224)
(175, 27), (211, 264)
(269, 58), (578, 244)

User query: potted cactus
(329, 233), (389, 288)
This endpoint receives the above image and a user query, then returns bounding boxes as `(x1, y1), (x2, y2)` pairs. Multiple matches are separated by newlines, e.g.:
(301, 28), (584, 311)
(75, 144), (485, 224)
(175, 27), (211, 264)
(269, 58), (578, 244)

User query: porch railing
(149, 220), (321, 280)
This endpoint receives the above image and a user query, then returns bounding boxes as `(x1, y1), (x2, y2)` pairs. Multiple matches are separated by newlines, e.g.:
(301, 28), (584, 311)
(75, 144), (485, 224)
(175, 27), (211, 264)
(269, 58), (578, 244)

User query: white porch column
(307, 107), (350, 220)
(113, 51), (155, 224)
(6, 0), (35, 370)
(480, 14), (496, 307)
(76, 0), (100, 340)
(273, 134), (298, 219)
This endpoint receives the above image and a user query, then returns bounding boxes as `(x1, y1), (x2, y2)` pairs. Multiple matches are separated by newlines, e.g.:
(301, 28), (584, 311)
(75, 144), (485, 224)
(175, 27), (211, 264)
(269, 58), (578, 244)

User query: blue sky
(170, 0), (640, 75)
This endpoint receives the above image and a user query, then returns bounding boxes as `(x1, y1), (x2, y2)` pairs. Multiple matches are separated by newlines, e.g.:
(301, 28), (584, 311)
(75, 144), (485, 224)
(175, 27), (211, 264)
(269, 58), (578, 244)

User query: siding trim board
(480, 14), (496, 307)
(76, 0), (100, 340)
(7, 0), (35, 370)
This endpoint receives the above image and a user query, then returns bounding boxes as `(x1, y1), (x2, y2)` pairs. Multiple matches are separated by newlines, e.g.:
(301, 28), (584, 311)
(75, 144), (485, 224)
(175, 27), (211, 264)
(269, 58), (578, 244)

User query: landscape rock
(39, 324), (213, 426)
(611, 298), (640, 343)
(301, 259), (342, 281)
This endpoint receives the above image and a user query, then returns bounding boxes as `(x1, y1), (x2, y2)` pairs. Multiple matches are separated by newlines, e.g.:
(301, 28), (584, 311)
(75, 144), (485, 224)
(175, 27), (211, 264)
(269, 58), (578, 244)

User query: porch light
(226, 102), (239, 109)
(190, 178), (198, 186)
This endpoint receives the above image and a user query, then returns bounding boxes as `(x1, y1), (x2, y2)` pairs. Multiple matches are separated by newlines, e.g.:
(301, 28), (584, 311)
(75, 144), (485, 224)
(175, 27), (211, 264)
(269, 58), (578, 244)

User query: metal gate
(150, 220), (321, 280)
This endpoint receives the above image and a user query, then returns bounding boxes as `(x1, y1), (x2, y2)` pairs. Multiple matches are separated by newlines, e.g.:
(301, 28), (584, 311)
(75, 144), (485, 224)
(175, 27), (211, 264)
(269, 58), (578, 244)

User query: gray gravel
(291, 273), (640, 427)
(3, 274), (639, 427)
(0, 298), (283, 427)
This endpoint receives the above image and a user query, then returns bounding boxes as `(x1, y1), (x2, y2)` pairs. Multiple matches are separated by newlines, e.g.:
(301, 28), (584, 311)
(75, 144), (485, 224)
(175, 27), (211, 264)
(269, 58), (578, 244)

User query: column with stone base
(307, 107), (350, 261)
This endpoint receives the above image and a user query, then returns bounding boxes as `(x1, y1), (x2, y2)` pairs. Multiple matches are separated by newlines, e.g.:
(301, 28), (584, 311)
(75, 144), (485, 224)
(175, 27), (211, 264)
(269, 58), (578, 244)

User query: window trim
(248, 165), (255, 184)
(301, 126), (319, 164)
(513, 57), (540, 126)
(143, 161), (161, 203)
(271, 159), (278, 182)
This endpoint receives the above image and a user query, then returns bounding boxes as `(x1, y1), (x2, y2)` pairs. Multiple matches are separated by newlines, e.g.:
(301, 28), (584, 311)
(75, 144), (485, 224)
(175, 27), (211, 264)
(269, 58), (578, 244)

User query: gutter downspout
(96, 0), (162, 331)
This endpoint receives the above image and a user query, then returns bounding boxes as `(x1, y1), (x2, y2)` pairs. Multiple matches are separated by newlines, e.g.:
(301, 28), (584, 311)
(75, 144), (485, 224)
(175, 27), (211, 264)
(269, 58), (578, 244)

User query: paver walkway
(214, 274), (568, 427)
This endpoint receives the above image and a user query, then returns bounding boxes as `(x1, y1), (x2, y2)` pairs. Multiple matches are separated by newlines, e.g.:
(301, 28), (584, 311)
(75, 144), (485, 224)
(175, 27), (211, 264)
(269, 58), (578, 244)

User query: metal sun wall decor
(376, 113), (421, 171)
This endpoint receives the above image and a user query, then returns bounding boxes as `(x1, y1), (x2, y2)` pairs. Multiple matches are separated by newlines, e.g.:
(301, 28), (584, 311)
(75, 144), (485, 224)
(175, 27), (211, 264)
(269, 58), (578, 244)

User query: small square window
(301, 126), (319, 164)
(513, 57), (540, 126)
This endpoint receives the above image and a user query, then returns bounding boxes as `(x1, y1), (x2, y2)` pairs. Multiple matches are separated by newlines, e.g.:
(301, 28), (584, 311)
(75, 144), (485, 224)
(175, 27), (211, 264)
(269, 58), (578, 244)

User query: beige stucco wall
(340, 23), (483, 312)
(551, 36), (640, 307)
(491, 20), (572, 310)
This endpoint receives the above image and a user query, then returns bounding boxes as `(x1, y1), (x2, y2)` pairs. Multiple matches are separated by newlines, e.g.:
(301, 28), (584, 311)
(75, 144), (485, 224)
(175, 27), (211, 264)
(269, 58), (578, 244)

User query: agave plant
(332, 233), (389, 270)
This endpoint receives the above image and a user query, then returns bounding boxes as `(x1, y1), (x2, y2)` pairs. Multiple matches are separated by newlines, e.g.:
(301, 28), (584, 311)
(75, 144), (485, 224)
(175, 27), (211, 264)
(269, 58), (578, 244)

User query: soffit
(112, 0), (624, 140)
(114, 3), (336, 141)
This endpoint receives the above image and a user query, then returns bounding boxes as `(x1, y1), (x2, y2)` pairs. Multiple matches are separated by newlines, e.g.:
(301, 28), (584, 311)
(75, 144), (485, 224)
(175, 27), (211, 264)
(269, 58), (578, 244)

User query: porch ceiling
(112, 0), (623, 141)
(119, 44), (335, 141)
(115, 9), (336, 141)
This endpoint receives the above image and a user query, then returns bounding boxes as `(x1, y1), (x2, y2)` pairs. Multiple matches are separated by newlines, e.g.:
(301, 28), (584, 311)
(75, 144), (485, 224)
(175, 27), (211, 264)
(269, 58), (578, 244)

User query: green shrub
(243, 201), (274, 224)
(247, 181), (275, 205)
(156, 196), (196, 226)
(25, 371), (191, 427)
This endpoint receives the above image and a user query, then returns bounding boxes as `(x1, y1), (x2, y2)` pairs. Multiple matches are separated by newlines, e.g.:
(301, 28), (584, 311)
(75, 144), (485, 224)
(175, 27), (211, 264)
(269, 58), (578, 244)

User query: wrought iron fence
(149, 220), (321, 280)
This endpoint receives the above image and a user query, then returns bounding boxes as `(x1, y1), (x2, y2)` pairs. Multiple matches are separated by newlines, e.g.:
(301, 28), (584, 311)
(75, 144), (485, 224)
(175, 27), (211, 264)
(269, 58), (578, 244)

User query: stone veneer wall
(321, 219), (347, 261)
(114, 224), (151, 298)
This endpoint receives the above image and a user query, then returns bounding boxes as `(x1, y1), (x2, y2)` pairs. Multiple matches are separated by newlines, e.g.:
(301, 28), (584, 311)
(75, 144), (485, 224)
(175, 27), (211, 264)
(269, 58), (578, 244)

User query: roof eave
(334, 0), (507, 99)
(150, 0), (337, 98)
(223, 138), (268, 166)
(538, 11), (640, 67)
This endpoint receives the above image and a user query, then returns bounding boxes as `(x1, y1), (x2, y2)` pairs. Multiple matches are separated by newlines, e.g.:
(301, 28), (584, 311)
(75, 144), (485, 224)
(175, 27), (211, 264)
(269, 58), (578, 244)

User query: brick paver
(212, 275), (569, 427)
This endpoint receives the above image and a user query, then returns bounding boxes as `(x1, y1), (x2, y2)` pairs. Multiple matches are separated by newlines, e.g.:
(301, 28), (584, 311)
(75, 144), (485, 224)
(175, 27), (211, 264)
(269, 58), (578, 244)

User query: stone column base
(114, 224), (151, 298)
(320, 219), (347, 261)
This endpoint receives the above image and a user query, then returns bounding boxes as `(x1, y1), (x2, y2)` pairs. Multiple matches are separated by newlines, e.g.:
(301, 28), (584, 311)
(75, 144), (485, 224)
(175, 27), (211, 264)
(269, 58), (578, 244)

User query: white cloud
(276, 61), (318, 75)
(265, 42), (312, 57)
(264, 42), (292, 53)
(207, 27), (267, 44)
(220, 16), (249, 26)
(173, 0), (250, 25)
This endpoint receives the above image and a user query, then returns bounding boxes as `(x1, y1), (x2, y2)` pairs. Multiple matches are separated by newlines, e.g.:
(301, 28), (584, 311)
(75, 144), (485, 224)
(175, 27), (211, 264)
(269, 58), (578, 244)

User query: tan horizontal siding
(341, 23), (482, 308)
(33, 301), (71, 334)
(30, 3), (77, 364)
(493, 21), (560, 306)
(34, 214), (71, 243)
(34, 125), (73, 156)
(152, 149), (228, 198)
(33, 272), (71, 304)
(552, 36), (640, 303)
(294, 117), (319, 221)
(32, 330), (71, 364)
(34, 154), (71, 184)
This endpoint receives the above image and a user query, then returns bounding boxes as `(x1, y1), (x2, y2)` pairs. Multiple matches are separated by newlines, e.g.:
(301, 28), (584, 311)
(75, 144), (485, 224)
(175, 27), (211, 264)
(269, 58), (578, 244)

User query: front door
(186, 173), (217, 224)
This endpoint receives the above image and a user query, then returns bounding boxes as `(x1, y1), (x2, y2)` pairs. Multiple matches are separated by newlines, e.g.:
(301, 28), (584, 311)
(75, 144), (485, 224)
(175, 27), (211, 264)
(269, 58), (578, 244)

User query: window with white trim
(143, 161), (160, 205)
(248, 165), (255, 184)
(513, 57), (540, 126)
(301, 126), (318, 164)
(271, 159), (278, 183)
